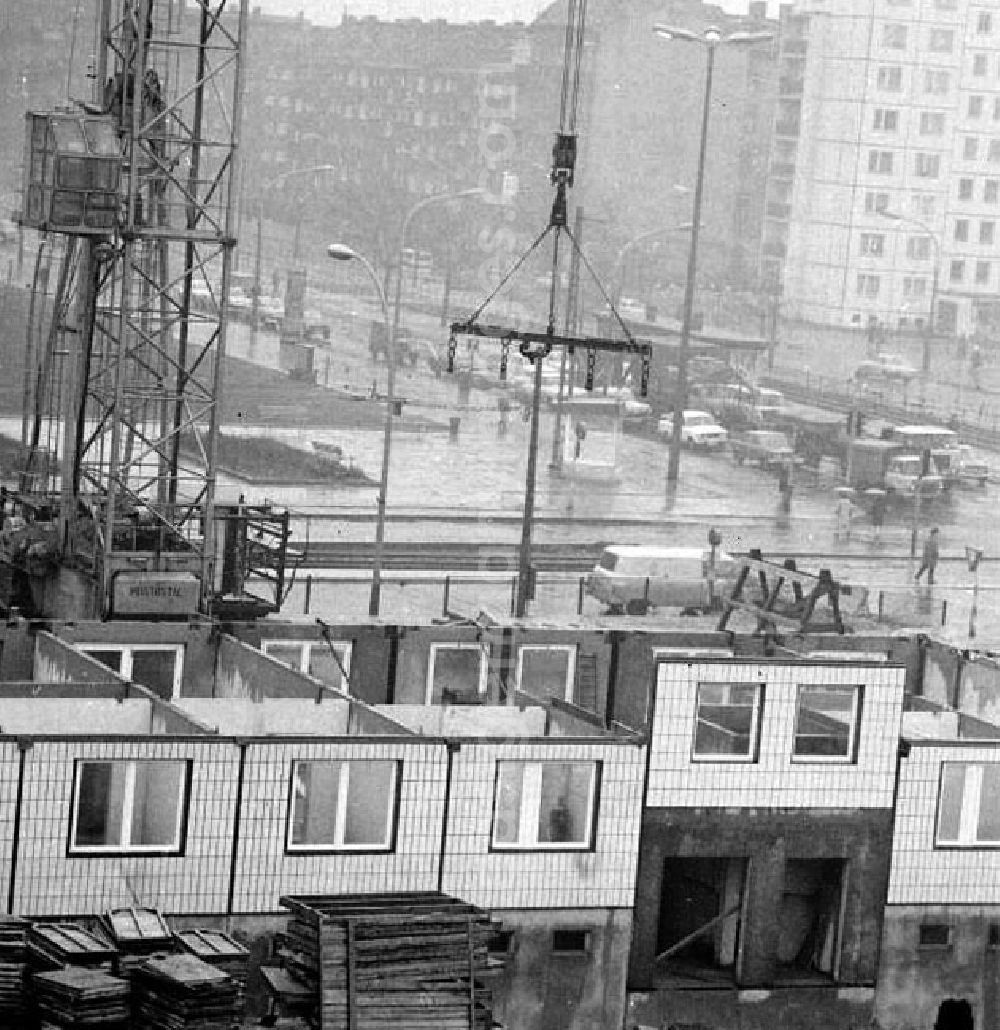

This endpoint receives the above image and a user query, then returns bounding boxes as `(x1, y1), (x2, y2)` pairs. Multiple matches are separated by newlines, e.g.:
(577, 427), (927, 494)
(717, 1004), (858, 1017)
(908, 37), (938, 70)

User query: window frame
(77, 643), (184, 699)
(515, 644), (578, 703)
(935, 762), (1000, 847)
(425, 641), (489, 705)
(691, 682), (764, 763)
(791, 685), (862, 764)
(489, 759), (600, 852)
(68, 758), (191, 857)
(285, 758), (401, 854)
(261, 638), (353, 687)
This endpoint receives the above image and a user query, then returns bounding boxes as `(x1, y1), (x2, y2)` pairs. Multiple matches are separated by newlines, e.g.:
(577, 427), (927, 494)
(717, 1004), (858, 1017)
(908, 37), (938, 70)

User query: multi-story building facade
(776, 0), (1000, 336)
(570, 0), (779, 298)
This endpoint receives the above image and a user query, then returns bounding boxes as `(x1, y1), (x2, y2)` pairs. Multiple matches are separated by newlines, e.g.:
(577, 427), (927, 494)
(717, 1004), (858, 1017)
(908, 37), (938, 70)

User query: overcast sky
(258, 0), (782, 26)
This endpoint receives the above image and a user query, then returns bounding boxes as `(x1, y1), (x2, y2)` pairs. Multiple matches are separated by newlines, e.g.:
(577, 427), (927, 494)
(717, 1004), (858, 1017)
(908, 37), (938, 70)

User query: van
(584, 545), (739, 616)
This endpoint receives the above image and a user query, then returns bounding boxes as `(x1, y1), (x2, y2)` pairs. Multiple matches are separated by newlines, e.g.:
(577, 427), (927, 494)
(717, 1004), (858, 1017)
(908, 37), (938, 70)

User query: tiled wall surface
(440, 741), (645, 909)
(648, 662), (905, 808)
(16, 739), (240, 915)
(230, 740), (447, 912)
(890, 743), (1000, 905)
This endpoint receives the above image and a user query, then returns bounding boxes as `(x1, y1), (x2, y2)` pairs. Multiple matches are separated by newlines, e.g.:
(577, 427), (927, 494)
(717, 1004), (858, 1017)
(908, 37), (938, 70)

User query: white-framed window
(979, 11), (993, 34)
(936, 763), (1000, 846)
(287, 759), (399, 852)
(426, 642), (489, 704)
(981, 220), (995, 244)
(792, 685), (862, 762)
(990, 140), (1000, 163)
(951, 259), (966, 282)
(692, 682), (763, 762)
(914, 153), (940, 178)
(882, 23), (907, 48)
(78, 644), (184, 700)
(860, 233), (885, 256)
(70, 759), (189, 854)
(928, 28), (954, 52)
(976, 260), (991, 285)
(515, 644), (577, 702)
(491, 761), (598, 850)
(262, 639), (352, 691)
(865, 191), (889, 213)
(923, 70), (950, 94)
(970, 95), (984, 118)
(857, 274), (881, 298)
(965, 136), (979, 160)
(907, 235), (932, 259)
(959, 177), (974, 200)
(987, 179), (1000, 202)
(877, 65), (902, 91)
(868, 149), (894, 174)
(973, 53), (988, 76)
(873, 108), (898, 131)
(919, 111), (945, 135)
(903, 276), (927, 297)
(955, 218), (970, 242)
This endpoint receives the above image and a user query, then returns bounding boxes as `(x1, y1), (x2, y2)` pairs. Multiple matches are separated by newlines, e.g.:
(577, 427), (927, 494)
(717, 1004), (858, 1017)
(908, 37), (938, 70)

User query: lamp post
(327, 243), (394, 617)
(389, 188), (484, 360)
(880, 210), (940, 373)
(250, 165), (338, 352)
(654, 23), (773, 486)
(966, 546), (984, 639)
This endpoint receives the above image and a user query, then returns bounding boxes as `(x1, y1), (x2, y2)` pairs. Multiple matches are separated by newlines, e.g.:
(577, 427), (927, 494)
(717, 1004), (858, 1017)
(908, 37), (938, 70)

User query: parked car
(953, 444), (990, 487)
(852, 353), (918, 385)
(729, 430), (798, 469)
(883, 453), (944, 496)
(657, 410), (729, 449)
(584, 545), (740, 617)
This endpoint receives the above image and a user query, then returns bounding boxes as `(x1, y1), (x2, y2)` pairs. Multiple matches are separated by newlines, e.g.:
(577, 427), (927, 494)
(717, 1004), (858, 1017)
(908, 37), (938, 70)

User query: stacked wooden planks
(27, 925), (118, 973)
(278, 893), (504, 1030)
(32, 966), (129, 1029)
(0, 915), (29, 1020)
(132, 953), (242, 1030)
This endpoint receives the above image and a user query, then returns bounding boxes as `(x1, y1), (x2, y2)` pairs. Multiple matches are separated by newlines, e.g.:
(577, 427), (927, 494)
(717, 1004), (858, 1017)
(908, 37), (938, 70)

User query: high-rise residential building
(773, 0), (1000, 335)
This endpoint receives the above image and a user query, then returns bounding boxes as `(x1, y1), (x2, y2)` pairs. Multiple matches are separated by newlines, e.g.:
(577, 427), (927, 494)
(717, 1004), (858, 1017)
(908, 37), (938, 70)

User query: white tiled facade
(231, 740), (447, 912)
(647, 661), (905, 808)
(782, 0), (1000, 332)
(16, 739), (240, 916)
(440, 741), (645, 909)
(889, 742), (1000, 904)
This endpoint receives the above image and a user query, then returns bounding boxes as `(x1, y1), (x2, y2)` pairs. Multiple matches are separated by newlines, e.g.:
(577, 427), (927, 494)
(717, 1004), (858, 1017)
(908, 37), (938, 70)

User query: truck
(847, 438), (943, 497)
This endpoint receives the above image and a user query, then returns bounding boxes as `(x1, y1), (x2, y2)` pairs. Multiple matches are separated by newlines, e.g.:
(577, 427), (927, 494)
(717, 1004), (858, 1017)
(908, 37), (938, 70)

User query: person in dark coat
(915, 527), (940, 584)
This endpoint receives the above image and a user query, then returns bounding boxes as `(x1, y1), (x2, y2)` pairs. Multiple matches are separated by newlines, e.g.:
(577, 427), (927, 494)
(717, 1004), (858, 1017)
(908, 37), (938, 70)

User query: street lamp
(654, 23), (773, 485)
(326, 243), (394, 617)
(879, 210), (939, 373)
(389, 188), (484, 358)
(250, 165), (338, 352)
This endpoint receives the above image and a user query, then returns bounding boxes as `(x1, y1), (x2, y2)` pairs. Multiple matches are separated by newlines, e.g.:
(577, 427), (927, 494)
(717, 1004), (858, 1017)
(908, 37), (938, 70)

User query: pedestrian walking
(914, 527), (940, 584)
(868, 489), (887, 545)
(776, 462), (793, 516)
(834, 488), (856, 542)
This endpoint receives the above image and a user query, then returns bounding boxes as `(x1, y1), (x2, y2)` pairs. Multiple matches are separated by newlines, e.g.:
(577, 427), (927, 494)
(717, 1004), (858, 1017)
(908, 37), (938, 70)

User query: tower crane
(11, 0), (290, 620)
(449, 0), (652, 617)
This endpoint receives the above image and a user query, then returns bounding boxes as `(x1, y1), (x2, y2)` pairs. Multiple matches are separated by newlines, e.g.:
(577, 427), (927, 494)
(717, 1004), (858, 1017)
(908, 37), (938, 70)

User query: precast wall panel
(230, 740), (447, 912)
(440, 740), (645, 909)
(14, 738), (239, 916)
(648, 661), (905, 809)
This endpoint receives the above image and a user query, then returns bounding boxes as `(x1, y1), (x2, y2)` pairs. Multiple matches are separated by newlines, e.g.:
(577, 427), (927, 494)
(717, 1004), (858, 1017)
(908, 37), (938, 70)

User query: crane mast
(17, 0), (255, 619)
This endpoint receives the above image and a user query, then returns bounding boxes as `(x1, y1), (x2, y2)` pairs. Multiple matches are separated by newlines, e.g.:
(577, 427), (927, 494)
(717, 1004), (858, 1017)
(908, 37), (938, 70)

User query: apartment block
(775, 0), (1000, 335)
